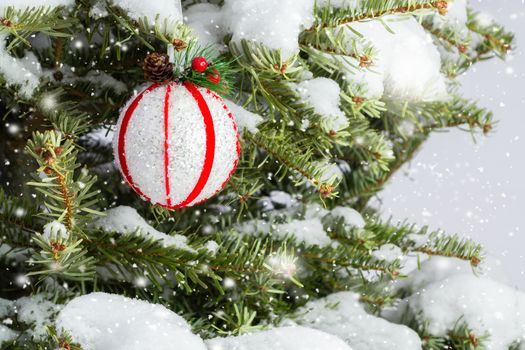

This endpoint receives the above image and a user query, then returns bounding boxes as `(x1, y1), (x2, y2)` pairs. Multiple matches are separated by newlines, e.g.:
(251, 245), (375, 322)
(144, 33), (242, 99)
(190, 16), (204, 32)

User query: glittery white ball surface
(114, 82), (240, 209)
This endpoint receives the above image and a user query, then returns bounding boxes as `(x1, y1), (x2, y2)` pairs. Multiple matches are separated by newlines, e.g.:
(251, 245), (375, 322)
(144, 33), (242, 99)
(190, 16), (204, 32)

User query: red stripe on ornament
(163, 83), (173, 207)
(190, 89), (241, 207)
(175, 81), (216, 208)
(118, 83), (159, 202)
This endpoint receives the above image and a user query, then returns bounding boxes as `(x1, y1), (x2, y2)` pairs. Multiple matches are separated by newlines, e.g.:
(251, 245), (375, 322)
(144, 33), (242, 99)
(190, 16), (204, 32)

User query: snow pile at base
(347, 17), (448, 102)
(388, 275), (525, 350)
(91, 206), (193, 251)
(383, 258), (525, 350)
(0, 295), (61, 342)
(56, 293), (206, 350)
(225, 100), (264, 133)
(14, 296), (61, 340)
(206, 326), (352, 350)
(0, 299), (16, 345)
(0, 34), (42, 98)
(293, 78), (349, 131)
(290, 292), (421, 350)
(107, 0), (182, 24)
(42, 221), (68, 240)
(0, 325), (17, 345)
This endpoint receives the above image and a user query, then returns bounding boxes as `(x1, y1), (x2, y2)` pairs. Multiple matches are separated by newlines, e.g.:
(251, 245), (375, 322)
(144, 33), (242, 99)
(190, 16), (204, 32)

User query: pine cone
(143, 52), (173, 84)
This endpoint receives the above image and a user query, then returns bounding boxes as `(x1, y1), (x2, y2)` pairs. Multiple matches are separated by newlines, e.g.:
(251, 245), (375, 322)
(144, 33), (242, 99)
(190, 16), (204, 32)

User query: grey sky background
(377, 0), (525, 289)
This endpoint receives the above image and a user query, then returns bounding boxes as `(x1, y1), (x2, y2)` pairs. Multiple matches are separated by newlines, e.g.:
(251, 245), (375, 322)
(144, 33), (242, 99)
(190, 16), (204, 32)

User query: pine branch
(419, 96), (494, 134)
(104, 3), (193, 52)
(345, 219), (484, 267)
(0, 189), (41, 242)
(230, 39), (303, 78)
(412, 233), (483, 267)
(421, 20), (469, 54)
(245, 131), (339, 199)
(29, 233), (97, 281)
(224, 167), (265, 211)
(1, 6), (74, 49)
(307, 0), (449, 32)
(86, 230), (219, 293)
(299, 25), (376, 62)
(26, 131), (100, 228)
(467, 9), (513, 58)
(404, 314), (489, 350)
(0, 326), (84, 350)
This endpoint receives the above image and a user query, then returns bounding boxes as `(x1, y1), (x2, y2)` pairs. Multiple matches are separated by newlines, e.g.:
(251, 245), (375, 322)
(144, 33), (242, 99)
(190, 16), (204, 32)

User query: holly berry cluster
(143, 52), (221, 84)
(191, 56), (221, 84)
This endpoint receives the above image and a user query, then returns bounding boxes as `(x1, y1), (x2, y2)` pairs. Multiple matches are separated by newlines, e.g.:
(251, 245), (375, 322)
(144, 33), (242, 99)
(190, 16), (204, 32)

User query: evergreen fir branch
(342, 219), (484, 267)
(104, 4), (194, 52)
(26, 131), (100, 229)
(0, 6), (75, 50)
(0, 0), (517, 344)
(225, 167), (265, 211)
(0, 189), (41, 243)
(212, 304), (265, 336)
(411, 232), (483, 267)
(0, 326), (84, 350)
(302, 45), (386, 121)
(421, 20), (469, 54)
(357, 287), (398, 312)
(47, 326), (84, 350)
(230, 40), (304, 79)
(443, 9), (514, 77)
(84, 230), (298, 302)
(404, 314), (489, 350)
(349, 95), (492, 203)
(29, 233), (97, 281)
(86, 230), (217, 293)
(299, 25), (376, 63)
(339, 126), (394, 173)
(466, 9), (514, 59)
(446, 321), (489, 350)
(419, 96), (494, 134)
(307, 0), (449, 32)
(301, 245), (401, 277)
(245, 131), (339, 199)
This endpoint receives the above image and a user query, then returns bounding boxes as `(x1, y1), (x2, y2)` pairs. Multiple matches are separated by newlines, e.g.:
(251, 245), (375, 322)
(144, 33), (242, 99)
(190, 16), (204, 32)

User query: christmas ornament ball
(114, 81), (240, 209)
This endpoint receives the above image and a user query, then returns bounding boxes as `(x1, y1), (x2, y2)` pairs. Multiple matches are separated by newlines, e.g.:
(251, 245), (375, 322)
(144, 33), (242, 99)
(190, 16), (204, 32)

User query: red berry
(192, 57), (209, 73)
(207, 69), (221, 84)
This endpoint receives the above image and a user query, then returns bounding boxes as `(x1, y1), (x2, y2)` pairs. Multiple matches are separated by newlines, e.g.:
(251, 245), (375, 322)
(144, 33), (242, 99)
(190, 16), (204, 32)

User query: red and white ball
(114, 81), (240, 209)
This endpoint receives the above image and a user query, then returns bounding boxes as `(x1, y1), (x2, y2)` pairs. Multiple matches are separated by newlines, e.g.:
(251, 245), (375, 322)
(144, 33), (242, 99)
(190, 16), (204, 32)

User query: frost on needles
(0, 0), (518, 350)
